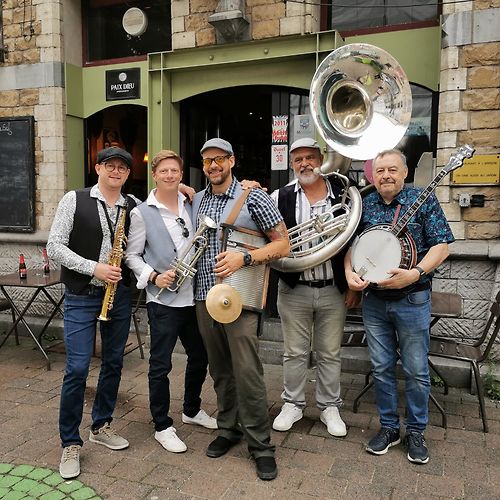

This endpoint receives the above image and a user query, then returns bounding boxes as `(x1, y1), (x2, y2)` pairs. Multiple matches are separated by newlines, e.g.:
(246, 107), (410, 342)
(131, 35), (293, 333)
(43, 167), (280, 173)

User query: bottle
(19, 254), (27, 279)
(42, 248), (50, 275)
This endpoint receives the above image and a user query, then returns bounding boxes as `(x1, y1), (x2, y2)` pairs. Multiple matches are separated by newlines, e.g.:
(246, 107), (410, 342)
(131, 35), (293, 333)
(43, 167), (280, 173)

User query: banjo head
(351, 227), (403, 283)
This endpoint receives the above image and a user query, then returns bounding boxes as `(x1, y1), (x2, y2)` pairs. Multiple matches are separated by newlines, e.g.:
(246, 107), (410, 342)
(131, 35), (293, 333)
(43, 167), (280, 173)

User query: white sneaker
(320, 406), (347, 437)
(272, 403), (303, 431)
(182, 409), (217, 429)
(155, 427), (187, 453)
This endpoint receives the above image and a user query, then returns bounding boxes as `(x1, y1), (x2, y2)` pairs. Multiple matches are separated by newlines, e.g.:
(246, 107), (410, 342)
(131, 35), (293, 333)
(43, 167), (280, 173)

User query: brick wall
(171, 0), (320, 49)
(0, 0), (65, 233)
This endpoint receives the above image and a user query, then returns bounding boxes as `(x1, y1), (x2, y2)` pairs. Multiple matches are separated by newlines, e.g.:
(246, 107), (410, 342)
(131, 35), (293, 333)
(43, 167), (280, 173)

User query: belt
(67, 284), (104, 296)
(297, 279), (334, 288)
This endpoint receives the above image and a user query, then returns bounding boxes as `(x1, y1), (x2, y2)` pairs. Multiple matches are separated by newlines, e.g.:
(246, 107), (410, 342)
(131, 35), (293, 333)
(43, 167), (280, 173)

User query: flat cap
(289, 137), (321, 153)
(97, 147), (132, 168)
(200, 138), (234, 156)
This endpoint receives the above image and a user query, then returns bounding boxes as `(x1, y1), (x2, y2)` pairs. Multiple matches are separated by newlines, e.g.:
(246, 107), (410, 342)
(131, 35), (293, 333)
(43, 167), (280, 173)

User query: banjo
(351, 145), (475, 283)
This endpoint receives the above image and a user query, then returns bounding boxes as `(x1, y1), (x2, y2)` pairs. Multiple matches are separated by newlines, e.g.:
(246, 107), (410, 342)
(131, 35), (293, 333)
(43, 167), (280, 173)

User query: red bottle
(42, 248), (50, 275)
(19, 254), (27, 279)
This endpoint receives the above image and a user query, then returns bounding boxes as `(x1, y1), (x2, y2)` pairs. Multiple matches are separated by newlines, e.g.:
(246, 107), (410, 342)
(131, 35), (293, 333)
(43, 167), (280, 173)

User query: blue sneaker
(366, 427), (400, 455)
(405, 430), (429, 464)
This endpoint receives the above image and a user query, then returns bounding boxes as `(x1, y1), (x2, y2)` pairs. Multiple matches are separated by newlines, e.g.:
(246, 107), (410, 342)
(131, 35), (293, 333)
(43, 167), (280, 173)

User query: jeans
(59, 283), (131, 447)
(362, 288), (431, 432)
(277, 280), (346, 410)
(146, 303), (208, 432)
(196, 301), (275, 459)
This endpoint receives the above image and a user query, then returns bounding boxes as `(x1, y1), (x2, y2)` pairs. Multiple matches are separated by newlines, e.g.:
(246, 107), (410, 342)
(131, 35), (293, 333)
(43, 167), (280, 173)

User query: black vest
(276, 180), (348, 294)
(61, 188), (137, 292)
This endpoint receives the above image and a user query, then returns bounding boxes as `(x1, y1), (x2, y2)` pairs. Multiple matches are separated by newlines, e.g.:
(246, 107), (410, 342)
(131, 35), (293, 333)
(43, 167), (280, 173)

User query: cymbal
(206, 284), (243, 324)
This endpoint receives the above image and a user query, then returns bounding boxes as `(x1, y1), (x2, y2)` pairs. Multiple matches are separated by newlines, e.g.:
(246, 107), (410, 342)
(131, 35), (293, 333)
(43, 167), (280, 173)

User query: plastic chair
(428, 290), (500, 433)
(0, 297), (19, 345)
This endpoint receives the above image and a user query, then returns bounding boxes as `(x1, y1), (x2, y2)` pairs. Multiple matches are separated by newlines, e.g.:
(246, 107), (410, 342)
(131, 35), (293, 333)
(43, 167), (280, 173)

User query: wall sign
(106, 68), (140, 101)
(271, 144), (288, 171)
(451, 154), (500, 185)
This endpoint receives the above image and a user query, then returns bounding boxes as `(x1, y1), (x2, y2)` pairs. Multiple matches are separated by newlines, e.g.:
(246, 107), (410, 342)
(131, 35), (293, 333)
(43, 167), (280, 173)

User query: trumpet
(155, 214), (217, 298)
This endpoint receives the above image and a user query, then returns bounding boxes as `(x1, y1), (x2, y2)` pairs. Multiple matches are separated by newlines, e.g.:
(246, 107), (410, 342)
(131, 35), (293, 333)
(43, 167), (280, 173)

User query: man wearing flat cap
(270, 138), (358, 437)
(193, 137), (290, 481)
(48, 146), (138, 479)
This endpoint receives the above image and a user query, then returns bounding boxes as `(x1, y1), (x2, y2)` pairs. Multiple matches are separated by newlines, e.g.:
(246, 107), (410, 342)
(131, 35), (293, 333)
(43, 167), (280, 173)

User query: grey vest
(192, 182), (260, 248)
(137, 202), (193, 306)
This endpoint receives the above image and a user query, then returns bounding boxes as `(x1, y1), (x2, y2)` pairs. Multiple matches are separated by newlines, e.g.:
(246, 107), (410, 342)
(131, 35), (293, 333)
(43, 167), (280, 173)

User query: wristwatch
(414, 266), (426, 278)
(241, 249), (252, 267)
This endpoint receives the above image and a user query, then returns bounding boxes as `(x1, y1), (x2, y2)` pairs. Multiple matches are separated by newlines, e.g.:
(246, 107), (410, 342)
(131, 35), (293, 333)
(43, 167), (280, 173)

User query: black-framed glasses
(176, 217), (189, 238)
(202, 155), (231, 168)
(103, 162), (129, 173)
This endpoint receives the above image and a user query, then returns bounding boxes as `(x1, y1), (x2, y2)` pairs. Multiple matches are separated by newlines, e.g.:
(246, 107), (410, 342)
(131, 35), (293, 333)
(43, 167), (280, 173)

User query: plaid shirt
(195, 177), (283, 300)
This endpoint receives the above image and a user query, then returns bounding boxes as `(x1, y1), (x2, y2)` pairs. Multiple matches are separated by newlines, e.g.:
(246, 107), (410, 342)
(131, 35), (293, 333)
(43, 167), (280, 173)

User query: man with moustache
(125, 150), (216, 455)
(192, 138), (289, 481)
(344, 149), (453, 464)
(270, 137), (358, 437)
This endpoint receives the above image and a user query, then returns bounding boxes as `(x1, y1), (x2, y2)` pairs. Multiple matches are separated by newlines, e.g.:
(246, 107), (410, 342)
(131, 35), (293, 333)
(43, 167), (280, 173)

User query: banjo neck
(391, 144), (475, 237)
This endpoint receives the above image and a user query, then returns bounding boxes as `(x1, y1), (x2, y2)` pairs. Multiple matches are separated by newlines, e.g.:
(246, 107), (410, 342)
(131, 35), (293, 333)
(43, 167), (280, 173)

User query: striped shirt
(271, 180), (336, 282)
(195, 178), (283, 300)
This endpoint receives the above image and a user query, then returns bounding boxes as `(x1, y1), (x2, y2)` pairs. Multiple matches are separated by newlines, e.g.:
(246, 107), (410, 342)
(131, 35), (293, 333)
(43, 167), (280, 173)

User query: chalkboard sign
(0, 116), (35, 232)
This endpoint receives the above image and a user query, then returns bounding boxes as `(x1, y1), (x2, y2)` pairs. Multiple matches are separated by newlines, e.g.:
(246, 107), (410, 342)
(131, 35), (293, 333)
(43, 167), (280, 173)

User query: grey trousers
(195, 301), (275, 458)
(277, 280), (346, 410)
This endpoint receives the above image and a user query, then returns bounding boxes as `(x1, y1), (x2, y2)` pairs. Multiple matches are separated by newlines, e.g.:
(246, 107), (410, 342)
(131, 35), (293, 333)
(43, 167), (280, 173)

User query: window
(84, 0), (171, 63)
(329, 0), (439, 33)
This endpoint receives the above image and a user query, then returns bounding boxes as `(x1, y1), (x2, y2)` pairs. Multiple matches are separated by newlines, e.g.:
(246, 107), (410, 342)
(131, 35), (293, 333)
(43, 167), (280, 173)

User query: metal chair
(0, 297), (19, 345)
(428, 290), (500, 433)
(131, 288), (146, 359)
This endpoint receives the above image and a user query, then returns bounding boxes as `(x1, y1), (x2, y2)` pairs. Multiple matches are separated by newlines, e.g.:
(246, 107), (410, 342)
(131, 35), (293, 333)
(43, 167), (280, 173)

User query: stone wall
(438, 0), (500, 241)
(171, 0), (321, 49)
(0, 0), (66, 235)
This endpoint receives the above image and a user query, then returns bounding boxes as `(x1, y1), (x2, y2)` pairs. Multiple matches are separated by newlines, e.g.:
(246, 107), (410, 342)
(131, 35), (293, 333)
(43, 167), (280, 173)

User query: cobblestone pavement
(0, 337), (499, 499)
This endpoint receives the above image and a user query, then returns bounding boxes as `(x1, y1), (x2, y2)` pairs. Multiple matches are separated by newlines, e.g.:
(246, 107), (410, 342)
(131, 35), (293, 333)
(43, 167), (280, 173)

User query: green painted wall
(66, 115), (84, 191)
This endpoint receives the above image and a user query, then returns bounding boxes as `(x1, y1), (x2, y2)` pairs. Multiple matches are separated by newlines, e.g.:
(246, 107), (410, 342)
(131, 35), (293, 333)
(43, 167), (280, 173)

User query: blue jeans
(147, 303), (208, 432)
(362, 288), (431, 433)
(59, 284), (131, 447)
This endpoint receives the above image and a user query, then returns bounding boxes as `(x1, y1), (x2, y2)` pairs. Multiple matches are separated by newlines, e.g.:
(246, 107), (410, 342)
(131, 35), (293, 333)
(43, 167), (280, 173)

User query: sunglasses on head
(202, 155), (231, 168)
(176, 217), (189, 238)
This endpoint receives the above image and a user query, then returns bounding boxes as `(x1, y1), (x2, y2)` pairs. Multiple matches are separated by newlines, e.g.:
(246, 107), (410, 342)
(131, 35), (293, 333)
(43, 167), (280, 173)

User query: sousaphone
(271, 43), (412, 273)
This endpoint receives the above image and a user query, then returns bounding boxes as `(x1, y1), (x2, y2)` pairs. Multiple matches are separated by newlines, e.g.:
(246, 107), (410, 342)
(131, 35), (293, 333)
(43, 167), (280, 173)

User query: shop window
(329, 0), (439, 33)
(83, 0), (171, 63)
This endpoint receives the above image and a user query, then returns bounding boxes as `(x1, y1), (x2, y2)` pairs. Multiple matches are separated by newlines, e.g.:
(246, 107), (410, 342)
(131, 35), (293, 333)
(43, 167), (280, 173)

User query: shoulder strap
(224, 188), (252, 226)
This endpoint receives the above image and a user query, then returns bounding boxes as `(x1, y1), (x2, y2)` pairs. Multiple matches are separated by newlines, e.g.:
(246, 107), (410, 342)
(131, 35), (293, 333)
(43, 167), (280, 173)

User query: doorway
(84, 104), (148, 200)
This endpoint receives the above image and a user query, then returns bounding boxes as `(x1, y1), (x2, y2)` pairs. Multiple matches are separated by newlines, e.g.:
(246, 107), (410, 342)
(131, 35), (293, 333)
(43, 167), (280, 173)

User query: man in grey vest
(48, 147), (137, 479)
(192, 138), (289, 481)
(125, 150), (216, 454)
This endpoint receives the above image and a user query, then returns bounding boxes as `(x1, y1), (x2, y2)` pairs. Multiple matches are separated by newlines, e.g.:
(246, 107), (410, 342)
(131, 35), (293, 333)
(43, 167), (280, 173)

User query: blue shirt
(361, 186), (454, 264)
(195, 177), (283, 300)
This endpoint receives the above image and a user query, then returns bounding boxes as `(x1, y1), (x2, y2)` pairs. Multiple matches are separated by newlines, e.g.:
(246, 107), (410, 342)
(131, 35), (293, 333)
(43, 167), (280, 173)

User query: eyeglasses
(176, 217), (189, 238)
(103, 162), (129, 174)
(202, 155), (231, 168)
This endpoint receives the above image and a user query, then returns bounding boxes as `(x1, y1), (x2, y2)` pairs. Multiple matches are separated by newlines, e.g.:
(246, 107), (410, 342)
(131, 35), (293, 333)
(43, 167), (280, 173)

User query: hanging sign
(271, 144), (288, 171)
(106, 68), (141, 101)
(272, 115), (288, 143)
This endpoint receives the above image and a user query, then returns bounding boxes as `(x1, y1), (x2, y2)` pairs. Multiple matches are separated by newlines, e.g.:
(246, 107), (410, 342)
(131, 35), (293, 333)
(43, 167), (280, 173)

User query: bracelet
(151, 272), (159, 285)
(414, 266), (426, 278)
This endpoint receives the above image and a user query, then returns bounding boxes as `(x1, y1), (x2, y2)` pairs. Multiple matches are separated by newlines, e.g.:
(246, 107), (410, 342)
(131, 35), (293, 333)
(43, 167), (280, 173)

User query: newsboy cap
(97, 147), (133, 168)
(289, 137), (321, 153)
(200, 138), (234, 156)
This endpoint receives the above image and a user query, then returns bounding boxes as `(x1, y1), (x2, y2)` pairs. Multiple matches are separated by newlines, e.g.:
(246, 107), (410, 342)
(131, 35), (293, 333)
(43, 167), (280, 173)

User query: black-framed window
(83, 0), (171, 63)
(328, 0), (439, 32)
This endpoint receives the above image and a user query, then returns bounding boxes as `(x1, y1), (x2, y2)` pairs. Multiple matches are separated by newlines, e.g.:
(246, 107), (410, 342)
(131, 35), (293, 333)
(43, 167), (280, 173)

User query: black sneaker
(206, 436), (239, 458)
(366, 427), (401, 455)
(255, 456), (278, 481)
(405, 430), (429, 464)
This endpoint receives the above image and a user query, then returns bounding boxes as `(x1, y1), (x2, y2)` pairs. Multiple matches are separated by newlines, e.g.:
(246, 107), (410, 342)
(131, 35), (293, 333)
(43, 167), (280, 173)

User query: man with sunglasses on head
(192, 138), (290, 481)
(48, 147), (139, 479)
(125, 150), (216, 455)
